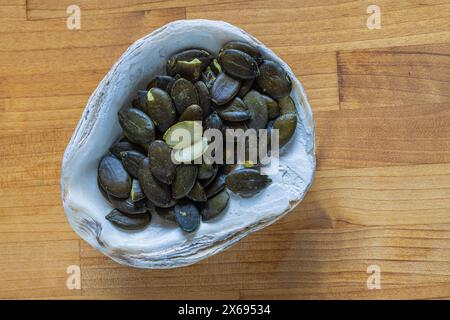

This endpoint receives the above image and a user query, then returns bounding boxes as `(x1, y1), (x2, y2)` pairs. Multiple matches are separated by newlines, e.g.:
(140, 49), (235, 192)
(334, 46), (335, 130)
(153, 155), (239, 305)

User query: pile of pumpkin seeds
(97, 41), (298, 232)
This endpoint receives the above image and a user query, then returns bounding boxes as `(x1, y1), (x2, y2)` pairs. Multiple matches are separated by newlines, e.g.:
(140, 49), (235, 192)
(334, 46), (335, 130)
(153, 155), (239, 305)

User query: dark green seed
(148, 140), (176, 185)
(146, 88), (177, 132)
(172, 59), (203, 82)
(106, 209), (150, 230)
(108, 194), (147, 214)
(204, 112), (223, 131)
(262, 94), (280, 119)
(120, 150), (146, 178)
(130, 179), (145, 202)
(225, 168), (271, 198)
(219, 49), (258, 79)
(272, 112), (297, 147)
(152, 206), (177, 223)
(202, 67), (216, 89)
(221, 41), (262, 64)
(146, 75), (176, 92)
(118, 108), (155, 145)
(98, 154), (131, 199)
(278, 95), (297, 115)
(256, 60), (292, 99)
(197, 163), (217, 180)
(205, 173), (226, 198)
(174, 201), (201, 233)
(109, 140), (145, 160)
(211, 72), (240, 106)
(194, 81), (212, 118)
(210, 58), (222, 74)
(138, 158), (172, 207)
(131, 90), (148, 112)
(238, 78), (254, 98)
(179, 104), (203, 122)
(167, 49), (212, 75)
(187, 181), (207, 202)
(171, 78), (199, 114)
(218, 97), (251, 122)
(244, 90), (268, 130)
(172, 165), (198, 199)
(201, 190), (229, 221)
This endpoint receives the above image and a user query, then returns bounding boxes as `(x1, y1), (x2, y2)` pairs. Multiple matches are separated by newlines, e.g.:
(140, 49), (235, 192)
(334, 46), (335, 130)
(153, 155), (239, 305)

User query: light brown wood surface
(1, 0), (449, 300)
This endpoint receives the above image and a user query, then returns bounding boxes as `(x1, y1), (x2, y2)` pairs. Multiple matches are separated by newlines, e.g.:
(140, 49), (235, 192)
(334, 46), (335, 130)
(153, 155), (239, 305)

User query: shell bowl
(61, 20), (316, 268)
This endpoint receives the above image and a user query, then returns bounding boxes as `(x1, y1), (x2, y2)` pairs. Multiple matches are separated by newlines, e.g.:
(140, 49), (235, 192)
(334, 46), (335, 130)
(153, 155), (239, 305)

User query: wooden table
(1, 0), (449, 300)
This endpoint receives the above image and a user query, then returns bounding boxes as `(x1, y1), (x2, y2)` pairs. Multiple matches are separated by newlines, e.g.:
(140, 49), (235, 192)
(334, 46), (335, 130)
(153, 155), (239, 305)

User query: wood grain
(0, 0), (449, 299)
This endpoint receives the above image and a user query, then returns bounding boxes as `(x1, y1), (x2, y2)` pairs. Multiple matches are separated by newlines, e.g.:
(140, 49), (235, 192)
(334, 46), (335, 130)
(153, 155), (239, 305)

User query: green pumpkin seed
(202, 67), (216, 89)
(109, 140), (145, 160)
(130, 179), (145, 202)
(120, 150), (146, 178)
(262, 94), (280, 119)
(163, 121), (203, 149)
(204, 112), (223, 131)
(167, 49), (212, 75)
(211, 72), (240, 106)
(194, 81), (212, 118)
(146, 88), (177, 132)
(106, 209), (150, 230)
(238, 78), (254, 98)
(98, 154), (131, 199)
(172, 137), (208, 164)
(171, 78), (199, 114)
(243, 90), (268, 130)
(174, 201), (201, 233)
(172, 58), (203, 82)
(197, 163), (217, 180)
(138, 158), (172, 207)
(172, 164), (198, 199)
(201, 190), (229, 221)
(118, 108), (155, 145)
(272, 112), (297, 147)
(108, 194), (147, 215)
(148, 140), (176, 184)
(187, 181), (207, 202)
(219, 49), (258, 79)
(179, 104), (203, 122)
(153, 206), (177, 223)
(221, 41), (262, 63)
(146, 75), (176, 92)
(210, 58), (222, 74)
(205, 173), (226, 198)
(278, 95), (297, 115)
(225, 168), (271, 198)
(218, 97), (251, 122)
(132, 90), (148, 112)
(256, 60), (292, 99)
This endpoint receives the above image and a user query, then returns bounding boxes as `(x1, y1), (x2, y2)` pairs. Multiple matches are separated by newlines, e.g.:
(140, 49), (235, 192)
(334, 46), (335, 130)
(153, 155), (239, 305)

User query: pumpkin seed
(210, 58), (222, 74)
(98, 154), (131, 199)
(146, 75), (176, 92)
(218, 97), (251, 122)
(167, 49), (212, 75)
(148, 140), (176, 184)
(238, 78), (254, 98)
(221, 41), (262, 64)
(262, 94), (280, 119)
(106, 209), (150, 230)
(194, 81), (212, 118)
(272, 112), (297, 147)
(225, 168), (271, 198)
(153, 206), (177, 223)
(202, 67), (216, 89)
(172, 164), (198, 199)
(211, 72), (240, 106)
(219, 49), (258, 79)
(171, 78), (199, 114)
(138, 158), (172, 207)
(256, 60), (292, 99)
(130, 179), (145, 202)
(108, 194), (147, 215)
(205, 173), (226, 198)
(109, 140), (145, 160)
(179, 104), (203, 122)
(132, 90), (148, 112)
(201, 190), (229, 221)
(187, 181), (207, 202)
(204, 112), (223, 131)
(118, 108), (155, 145)
(174, 200), (201, 233)
(163, 121), (203, 149)
(120, 150), (146, 178)
(278, 95), (296, 115)
(146, 88), (177, 132)
(197, 163), (217, 180)
(243, 90), (268, 130)
(172, 137), (208, 163)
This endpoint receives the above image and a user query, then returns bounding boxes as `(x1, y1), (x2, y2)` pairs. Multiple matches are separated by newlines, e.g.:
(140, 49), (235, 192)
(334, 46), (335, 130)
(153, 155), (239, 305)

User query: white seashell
(61, 20), (316, 269)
